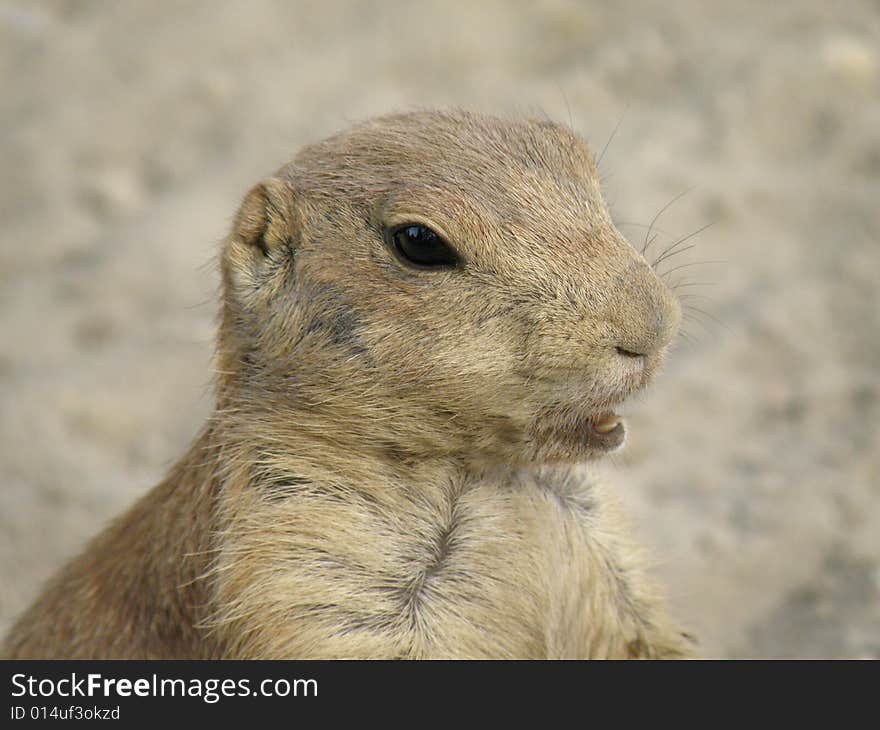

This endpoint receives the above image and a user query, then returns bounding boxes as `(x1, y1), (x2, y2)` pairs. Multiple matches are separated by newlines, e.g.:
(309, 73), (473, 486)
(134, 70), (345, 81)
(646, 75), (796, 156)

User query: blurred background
(1, 0), (878, 657)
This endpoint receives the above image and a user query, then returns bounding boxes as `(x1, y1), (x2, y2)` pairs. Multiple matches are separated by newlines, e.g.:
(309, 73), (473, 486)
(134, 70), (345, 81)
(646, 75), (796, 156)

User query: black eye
(389, 224), (459, 268)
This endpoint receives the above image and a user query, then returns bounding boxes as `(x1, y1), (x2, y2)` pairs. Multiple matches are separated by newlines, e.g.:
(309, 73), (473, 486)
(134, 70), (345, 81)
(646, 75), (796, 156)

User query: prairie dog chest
(220, 466), (627, 658)
(399, 468), (613, 658)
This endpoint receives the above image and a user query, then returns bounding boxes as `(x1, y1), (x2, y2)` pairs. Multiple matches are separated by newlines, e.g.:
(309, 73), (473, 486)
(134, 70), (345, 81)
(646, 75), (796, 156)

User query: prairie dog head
(219, 110), (680, 467)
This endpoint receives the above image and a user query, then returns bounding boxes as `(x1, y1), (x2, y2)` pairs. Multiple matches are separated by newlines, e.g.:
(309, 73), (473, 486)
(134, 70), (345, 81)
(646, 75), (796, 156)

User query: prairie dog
(4, 109), (690, 658)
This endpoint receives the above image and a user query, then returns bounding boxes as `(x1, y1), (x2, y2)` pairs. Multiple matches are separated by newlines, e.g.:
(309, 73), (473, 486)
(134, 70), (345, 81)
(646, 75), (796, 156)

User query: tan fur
(4, 109), (690, 659)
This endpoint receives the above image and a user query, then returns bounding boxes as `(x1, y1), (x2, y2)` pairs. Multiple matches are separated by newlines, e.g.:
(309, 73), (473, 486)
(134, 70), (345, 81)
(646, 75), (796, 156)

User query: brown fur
(4, 109), (690, 659)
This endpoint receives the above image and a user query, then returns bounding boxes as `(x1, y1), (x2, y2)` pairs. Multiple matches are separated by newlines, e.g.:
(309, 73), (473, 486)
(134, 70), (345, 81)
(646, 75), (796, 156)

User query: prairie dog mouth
(585, 411), (625, 451)
(526, 406), (628, 462)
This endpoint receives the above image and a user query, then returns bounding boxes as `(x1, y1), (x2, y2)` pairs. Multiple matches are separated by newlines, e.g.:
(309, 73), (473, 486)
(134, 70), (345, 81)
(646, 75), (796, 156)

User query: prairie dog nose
(611, 264), (681, 359)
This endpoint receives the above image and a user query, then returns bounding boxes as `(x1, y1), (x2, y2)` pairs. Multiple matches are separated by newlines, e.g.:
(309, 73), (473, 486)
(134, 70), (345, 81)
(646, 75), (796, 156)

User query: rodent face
(220, 110), (681, 466)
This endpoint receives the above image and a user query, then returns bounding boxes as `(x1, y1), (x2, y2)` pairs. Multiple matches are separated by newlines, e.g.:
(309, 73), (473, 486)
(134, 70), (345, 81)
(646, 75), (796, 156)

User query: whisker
(683, 304), (727, 330)
(677, 293), (716, 302)
(670, 280), (718, 291)
(678, 294), (719, 314)
(682, 308), (730, 340)
(641, 188), (693, 256)
(681, 311), (712, 331)
(616, 221), (678, 242)
(652, 243), (696, 269)
(614, 220), (675, 247)
(596, 108), (627, 169)
(556, 83), (574, 132)
(661, 260), (726, 281)
(653, 221), (717, 270)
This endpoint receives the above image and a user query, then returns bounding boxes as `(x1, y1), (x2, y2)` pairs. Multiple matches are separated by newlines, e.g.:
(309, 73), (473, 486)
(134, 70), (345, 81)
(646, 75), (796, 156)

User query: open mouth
(526, 405), (628, 462)
(584, 411), (625, 451)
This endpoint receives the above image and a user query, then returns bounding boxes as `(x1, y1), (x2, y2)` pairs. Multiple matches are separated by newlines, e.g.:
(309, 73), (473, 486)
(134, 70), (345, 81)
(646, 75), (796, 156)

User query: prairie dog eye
(389, 224), (460, 268)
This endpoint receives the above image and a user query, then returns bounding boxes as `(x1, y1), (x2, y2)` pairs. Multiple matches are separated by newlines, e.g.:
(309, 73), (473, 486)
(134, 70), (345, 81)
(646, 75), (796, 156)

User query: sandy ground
(1, 0), (878, 658)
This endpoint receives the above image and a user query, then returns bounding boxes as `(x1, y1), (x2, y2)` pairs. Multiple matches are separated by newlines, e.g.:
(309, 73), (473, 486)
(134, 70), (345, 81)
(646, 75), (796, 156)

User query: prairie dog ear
(230, 177), (299, 258)
(224, 177), (299, 298)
